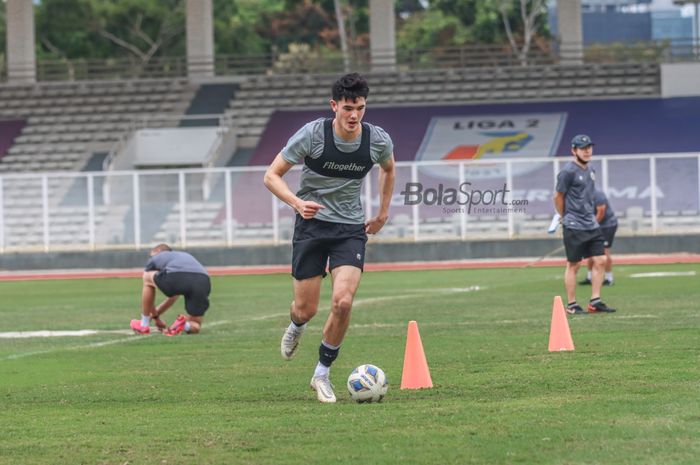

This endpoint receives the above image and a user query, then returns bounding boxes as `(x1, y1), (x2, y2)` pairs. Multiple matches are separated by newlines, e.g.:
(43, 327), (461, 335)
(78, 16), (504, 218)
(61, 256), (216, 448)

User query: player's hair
(150, 243), (172, 256)
(331, 73), (369, 102)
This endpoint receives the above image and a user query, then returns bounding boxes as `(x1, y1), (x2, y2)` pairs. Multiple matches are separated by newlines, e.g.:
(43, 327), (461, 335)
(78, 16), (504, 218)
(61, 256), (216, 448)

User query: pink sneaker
(165, 315), (187, 336)
(130, 319), (150, 335)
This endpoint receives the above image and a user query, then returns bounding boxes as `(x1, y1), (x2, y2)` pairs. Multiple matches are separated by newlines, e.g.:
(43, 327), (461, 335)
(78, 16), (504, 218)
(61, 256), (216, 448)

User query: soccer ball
(346, 364), (388, 403)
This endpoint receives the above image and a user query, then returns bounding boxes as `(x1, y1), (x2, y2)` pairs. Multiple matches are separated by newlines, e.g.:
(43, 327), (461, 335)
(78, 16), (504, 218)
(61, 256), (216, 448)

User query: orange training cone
(548, 296), (575, 352)
(401, 320), (433, 389)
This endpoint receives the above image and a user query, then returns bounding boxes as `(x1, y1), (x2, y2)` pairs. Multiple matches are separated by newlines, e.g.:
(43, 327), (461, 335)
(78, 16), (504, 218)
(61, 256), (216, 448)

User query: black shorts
(292, 216), (368, 280)
(600, 225), (617, 248)
(562, 227), (605, 263)
(154, 271), (211, 317)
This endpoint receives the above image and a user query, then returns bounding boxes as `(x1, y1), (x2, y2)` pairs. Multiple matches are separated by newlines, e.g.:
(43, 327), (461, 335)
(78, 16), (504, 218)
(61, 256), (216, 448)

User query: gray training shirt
(145, 251), (208, 276)
(281, 118), (393, 224)
(594, 190), (618, 228)
(556, 161), (598, 230)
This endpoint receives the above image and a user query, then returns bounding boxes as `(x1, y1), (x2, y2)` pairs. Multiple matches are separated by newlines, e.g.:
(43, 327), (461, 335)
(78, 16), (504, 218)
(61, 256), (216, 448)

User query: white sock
(586, 270), (592, 280)
(313, 362), (330, 379)
(140, 314), (151, 327)
(289, 321), (306, 333)
(605, 272), (613, 282)
(184, 321), (191, 333)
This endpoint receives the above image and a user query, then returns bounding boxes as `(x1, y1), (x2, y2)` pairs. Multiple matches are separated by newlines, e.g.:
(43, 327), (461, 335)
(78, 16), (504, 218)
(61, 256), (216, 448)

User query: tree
(257, 0), (370, 59)
(34, 0), (104, 60)
(258, 0), (339, 51)
(34, 0), (186, 64)
(397, 0), (550, 58)
(397, 9), (470, 50)
(496, 0), (548, 65)
(401, 0), (503, 48)
(213, 0), (283, 56)
(397, 0), (427, 18)
(91, 0), (185, 64)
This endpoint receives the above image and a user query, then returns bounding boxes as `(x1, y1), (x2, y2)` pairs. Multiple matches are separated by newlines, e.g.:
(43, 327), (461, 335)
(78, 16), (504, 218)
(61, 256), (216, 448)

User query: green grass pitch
(1, 263), (699, 464)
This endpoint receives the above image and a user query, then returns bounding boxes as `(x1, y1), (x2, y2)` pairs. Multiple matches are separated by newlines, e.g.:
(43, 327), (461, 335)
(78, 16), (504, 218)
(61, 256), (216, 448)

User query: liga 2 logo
(415, 113), (567, 180)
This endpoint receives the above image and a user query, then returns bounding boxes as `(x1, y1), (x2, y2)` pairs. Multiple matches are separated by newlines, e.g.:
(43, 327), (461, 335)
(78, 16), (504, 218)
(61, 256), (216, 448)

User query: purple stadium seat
(0, 119), (26, 160)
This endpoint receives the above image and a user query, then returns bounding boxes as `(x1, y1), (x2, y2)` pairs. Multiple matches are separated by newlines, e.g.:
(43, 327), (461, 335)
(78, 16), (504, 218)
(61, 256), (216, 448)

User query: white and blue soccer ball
(347, 364), (388, 403)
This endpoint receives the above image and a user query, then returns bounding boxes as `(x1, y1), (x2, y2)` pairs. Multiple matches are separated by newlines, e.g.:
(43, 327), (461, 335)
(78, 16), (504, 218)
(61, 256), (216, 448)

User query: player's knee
(294, 300), (318, 319)
(142, 271), (156, 285)
(331, 294), (353, 315)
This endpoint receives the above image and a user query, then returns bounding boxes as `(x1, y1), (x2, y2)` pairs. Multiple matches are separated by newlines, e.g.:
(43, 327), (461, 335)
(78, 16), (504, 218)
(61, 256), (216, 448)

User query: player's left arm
(154, 295), (179, 318)
(365, 154), (396, 235)
(595, 203), (606, 223)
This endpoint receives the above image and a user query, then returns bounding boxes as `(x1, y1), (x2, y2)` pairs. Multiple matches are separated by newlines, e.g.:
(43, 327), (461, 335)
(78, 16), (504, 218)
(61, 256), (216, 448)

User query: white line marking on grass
(0, 320), (233, 339)
(247, 313), (289, 321)
(1, 286), (482, 360)
(629, 271), (696, 278)
(3, 336), (142, 361)
(353, 285), (481, 307)
(1, 320), (228, 361)
(614, 315), (658, 319)
(0, 330), (133, 339)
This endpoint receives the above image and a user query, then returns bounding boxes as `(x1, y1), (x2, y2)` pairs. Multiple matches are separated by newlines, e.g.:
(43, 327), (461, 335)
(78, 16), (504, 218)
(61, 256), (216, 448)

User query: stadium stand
(227, 63), (660, 145)
(0, 78), (197, 249)
(0, 119), (26, 160)
(1, 59), (696, 251)
(0, 78), (195, 172)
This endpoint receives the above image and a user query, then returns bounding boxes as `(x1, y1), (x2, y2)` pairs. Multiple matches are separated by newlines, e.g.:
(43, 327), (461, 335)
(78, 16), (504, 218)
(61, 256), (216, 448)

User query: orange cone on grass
(548, 296), (575, 352)
(401, 320), (433, 389)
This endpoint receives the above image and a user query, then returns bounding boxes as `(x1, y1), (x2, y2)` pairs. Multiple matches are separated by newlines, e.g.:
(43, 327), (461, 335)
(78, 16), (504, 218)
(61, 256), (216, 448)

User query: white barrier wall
(661, 63), (700, 97)
(133, 128), (221, 168)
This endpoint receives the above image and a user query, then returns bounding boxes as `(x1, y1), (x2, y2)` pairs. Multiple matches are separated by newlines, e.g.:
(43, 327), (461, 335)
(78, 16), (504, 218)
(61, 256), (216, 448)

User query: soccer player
(130, 243), (211, 336)
(554, 134), (616, 314)
(263, 73), (396, 403)
(579, 189), (618, 286)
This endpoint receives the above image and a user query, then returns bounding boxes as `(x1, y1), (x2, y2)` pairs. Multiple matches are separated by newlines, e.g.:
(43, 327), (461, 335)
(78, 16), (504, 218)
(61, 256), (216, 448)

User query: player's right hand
(153, 316), (167, 331)
(296, 200), (325, 219)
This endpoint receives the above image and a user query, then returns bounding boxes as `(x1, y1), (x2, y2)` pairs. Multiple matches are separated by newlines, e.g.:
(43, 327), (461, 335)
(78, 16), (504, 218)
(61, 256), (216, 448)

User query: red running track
(0, 253), (698, 282)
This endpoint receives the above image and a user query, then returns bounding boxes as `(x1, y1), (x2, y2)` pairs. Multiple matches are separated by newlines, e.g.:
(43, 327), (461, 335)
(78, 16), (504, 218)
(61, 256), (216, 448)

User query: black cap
(571, 134), (594, 148)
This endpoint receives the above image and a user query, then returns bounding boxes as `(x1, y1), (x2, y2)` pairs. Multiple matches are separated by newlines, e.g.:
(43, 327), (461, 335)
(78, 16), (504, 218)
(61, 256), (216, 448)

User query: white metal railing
(0, 154), (698, 253)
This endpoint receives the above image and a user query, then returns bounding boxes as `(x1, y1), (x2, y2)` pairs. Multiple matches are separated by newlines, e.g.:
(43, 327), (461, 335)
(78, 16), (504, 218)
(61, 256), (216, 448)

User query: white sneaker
(280, 324), (304, 360)
(310, 376), (336, 403)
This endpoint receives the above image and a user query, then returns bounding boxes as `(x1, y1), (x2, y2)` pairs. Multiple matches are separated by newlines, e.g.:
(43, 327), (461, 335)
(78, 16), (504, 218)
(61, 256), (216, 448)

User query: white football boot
(280, 324), (305, 360)
(310, 376), (337, 403)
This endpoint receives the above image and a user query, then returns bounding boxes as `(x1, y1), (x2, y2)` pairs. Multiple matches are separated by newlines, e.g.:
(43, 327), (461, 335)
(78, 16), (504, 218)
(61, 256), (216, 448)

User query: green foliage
(397, 0), (427, 16)
(11, 0), (550, 63)
(399, 0), (550, 48)
(272, 42), (344, 72)
(213, 0), (283, 55)
(257, 1), (338, 51)
(397, 9), (471, 50)
(34, 0), (185, 61)
(34, 0), (103, 59)
(585, 40), (670, 63)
